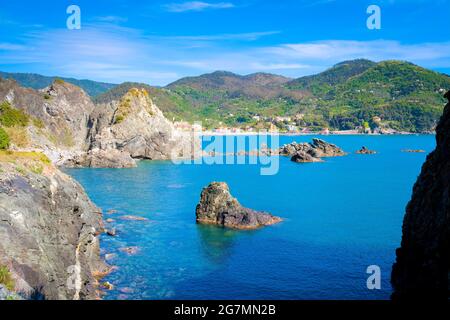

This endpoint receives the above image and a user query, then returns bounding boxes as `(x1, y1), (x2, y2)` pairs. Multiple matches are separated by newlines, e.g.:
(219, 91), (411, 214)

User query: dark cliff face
(391, 91), (450, 299)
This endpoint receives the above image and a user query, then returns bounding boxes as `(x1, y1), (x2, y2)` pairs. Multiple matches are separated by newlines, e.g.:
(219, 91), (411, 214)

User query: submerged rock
(119, 215), (149, 221)
(0, 284), (23, 300)
(119, 247), (140, 255)
(356, 146), (377, 154)
(391, 91), (450, 299)
(279, 138), (346, 163)
(196, 182), (282, 230)
(401, 149), (426, 153)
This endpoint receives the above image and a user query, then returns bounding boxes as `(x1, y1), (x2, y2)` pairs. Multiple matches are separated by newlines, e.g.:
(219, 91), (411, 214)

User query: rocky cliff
(196, 182), (282, 230)
(85, 88), (197, 164)
(0, 152), (108, 300)
(0, 78), (200, 168)
(391, 91), (450, 299)
(0, 78), (94, 159)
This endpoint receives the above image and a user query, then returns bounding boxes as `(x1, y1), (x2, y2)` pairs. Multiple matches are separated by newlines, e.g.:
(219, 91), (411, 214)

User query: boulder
(291, 151), (323, 163)
(196, 182), (282, 230)
(280, 138), (345, 163)
(391, 91), (450, 299)
(356, 146), (377, 154)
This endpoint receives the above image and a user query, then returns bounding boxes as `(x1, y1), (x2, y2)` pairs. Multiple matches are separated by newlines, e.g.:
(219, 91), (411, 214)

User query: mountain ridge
(2, 59), (450, 132)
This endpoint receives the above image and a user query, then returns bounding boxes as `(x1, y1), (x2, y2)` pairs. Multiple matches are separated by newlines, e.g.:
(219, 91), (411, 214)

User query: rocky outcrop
(0, 153), (108, 300)
(279, 138), (346, 163)
(0, 78), (95, 155)
(196, 182), (282, 230)
(0, 78), (200, 168)
(356, 146), (376, 154)
(86, 88), (198, 163)
(64, 149), (137, 168)
(391, 91), (450, 300)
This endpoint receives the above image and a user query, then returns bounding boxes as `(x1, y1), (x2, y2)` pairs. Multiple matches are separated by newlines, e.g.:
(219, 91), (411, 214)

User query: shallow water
(66, 135), (435, 300)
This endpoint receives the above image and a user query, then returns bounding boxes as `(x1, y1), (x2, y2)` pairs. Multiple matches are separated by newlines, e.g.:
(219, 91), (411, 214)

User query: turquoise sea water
(66, 135), (435, 300)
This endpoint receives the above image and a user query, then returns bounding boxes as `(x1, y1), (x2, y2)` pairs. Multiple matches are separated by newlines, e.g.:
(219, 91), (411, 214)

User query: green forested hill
(3, 59), (450, 132)
(0, 71), (117, 97)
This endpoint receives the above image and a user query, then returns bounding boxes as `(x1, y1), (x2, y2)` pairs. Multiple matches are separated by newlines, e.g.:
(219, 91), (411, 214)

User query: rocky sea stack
(196, 182), (282, 230)
(391, 91), (450, 300)
(279, 138), (346, 163)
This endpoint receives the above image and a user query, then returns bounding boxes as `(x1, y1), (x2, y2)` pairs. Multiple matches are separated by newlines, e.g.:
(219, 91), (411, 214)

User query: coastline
(198, 131), (435, 136)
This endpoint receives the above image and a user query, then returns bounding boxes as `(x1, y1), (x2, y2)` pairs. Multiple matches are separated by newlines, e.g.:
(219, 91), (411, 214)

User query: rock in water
(356, 146), (377, 154)
(391, 91), (450, 299)
(279, 138), (346, 163)
(291, 151), (323, 163)
(196, 182), (282, 230)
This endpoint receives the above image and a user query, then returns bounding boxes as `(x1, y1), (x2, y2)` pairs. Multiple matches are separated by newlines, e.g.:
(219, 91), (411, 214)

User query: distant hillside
(287, 59), (376, 95)
(6, 59), (450, 132)
(0, 71), (117, 97)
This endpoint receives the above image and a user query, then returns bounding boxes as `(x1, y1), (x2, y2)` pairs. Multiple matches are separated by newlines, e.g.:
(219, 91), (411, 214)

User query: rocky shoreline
(0, 152), (109, 300)
(0, 78), (200, 300)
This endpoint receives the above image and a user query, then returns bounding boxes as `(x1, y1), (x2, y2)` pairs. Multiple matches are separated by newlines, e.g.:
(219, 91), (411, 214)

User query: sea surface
(66, 135), (435, 300)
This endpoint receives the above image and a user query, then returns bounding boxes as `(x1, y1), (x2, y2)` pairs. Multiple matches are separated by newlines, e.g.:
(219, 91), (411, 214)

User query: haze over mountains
(2, 59), (450, 132)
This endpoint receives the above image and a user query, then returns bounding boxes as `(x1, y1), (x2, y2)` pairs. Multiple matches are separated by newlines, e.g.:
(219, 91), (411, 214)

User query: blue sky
(0, 0), (449, 85)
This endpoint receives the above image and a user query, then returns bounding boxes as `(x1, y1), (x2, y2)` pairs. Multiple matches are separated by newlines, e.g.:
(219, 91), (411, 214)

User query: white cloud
(95, 16), (128, 23)
(167, 31), (280, 41)
(2, 23), (450, 85)
(164, 1), (235, 12)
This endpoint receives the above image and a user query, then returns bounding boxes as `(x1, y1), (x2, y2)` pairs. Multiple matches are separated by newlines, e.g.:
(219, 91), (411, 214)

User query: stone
(101, 281), (114, 291)
(356, 146), (377, 154)
(401, 149), (426, 153)
(391, 91), (450, 299)
(106, 228), (117, 237)
(195, 182), (282, 230)
(291, 151), (323, 163)
(119, 215), (149, 221)
(119, 247), (140, 255)
(104, 253), (117, 261)
(279, 138), (346, 163)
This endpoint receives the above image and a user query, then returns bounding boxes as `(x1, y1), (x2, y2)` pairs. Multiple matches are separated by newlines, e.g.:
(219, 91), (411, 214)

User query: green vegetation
(3, 126), (29, 147)
(32, 117), (45, 129)
(0, 101), (30, 127)
(0, 127), (10, 149)
(0, 150), (51, 165)
(0, 265), (15, 291)
(4, 60), (449, 132)
(54, 78), (65, 85)
(115, 96), (132, 124)
(96, 60), (449, 132)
